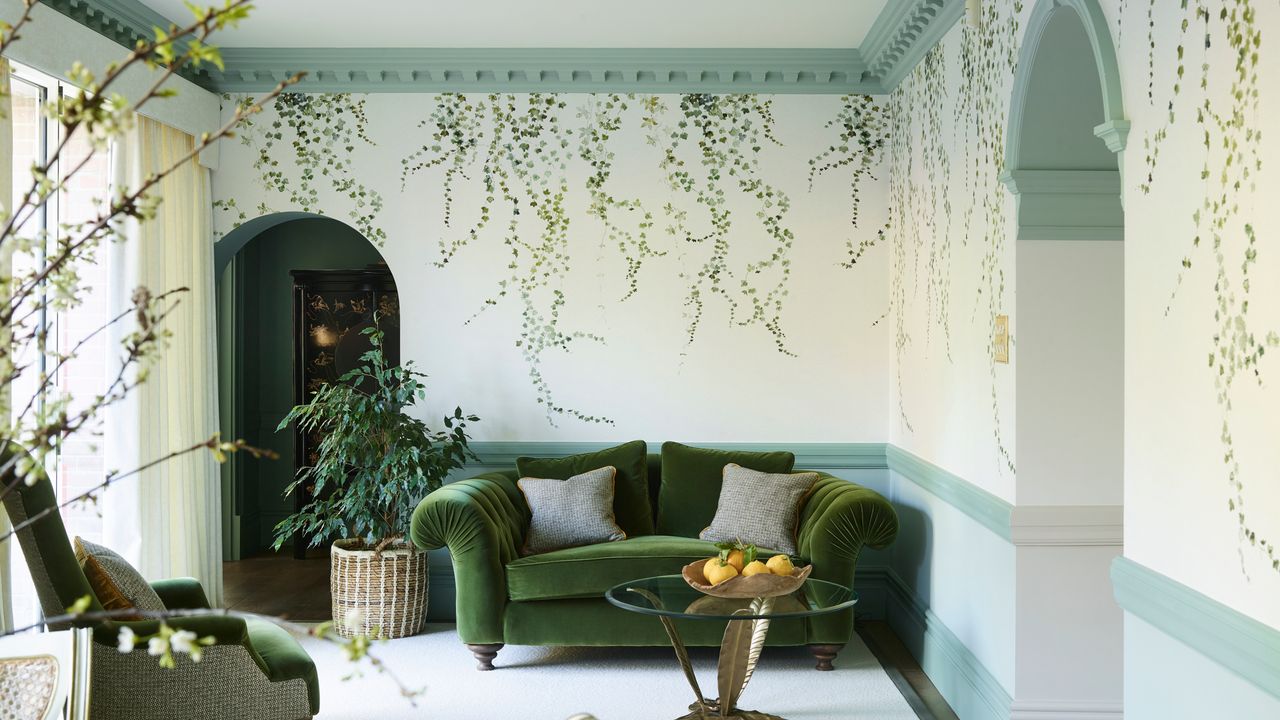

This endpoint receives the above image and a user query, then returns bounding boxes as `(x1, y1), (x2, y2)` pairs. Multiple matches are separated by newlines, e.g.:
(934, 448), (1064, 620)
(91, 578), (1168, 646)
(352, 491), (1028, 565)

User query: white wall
(1016, 240), (1123, 507)
(887, 12), (1019, 503)
(211, 93), (892, 442)
(1117, 0), (1280, 630)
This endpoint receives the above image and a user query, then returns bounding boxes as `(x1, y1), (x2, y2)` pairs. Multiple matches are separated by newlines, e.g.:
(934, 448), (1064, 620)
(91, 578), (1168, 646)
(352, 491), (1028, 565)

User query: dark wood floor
(223, 549), (332, 621)
(223, 553), (958, 719)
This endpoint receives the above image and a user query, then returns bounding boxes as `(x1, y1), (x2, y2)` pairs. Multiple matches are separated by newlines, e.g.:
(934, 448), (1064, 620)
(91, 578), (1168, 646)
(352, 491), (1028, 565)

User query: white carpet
(302, 623), (920, 719)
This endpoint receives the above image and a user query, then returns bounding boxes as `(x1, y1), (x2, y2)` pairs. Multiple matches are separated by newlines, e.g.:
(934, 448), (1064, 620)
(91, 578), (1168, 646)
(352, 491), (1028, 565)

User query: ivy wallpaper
(886, 0), (1022, 502)
(885, 0), (1279, 628)
(211, 93), (893, 441)
(1118, 0), (1280, 624)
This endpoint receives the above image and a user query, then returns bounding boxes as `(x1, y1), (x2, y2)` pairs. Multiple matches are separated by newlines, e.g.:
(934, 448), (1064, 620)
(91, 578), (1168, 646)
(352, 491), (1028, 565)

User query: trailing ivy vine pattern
(401, 93), (612, 425)
(887, 1), (1021, 477)
(221, 91), (889, 427)
(394, 92), (843, 424)
(651, 94), (795, 354)
(578, 94), (661, 302)
(807, 94), (890, 270)
(249, 93), (386, 244)
(1136, 0), (1279, 575)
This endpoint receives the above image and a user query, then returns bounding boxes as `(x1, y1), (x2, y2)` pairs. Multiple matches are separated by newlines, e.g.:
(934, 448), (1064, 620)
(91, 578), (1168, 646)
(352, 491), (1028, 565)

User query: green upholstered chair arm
(149, 578), (211, 610)
(410, 471), (529, 644)
(92, 614), (251, 649)
(795, 473), (899, 587)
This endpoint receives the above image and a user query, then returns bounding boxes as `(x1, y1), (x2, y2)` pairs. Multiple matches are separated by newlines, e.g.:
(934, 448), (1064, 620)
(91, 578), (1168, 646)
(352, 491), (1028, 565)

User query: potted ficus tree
(273, 322), (477, 639)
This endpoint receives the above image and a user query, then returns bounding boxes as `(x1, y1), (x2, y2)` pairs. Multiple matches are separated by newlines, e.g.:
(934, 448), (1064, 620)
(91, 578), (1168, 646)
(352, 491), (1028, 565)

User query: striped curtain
(103, 116), (224, 606)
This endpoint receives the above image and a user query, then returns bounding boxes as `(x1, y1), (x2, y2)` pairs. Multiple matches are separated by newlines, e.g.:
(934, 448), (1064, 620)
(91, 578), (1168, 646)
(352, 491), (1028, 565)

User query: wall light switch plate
(994, 314), (1009, 363)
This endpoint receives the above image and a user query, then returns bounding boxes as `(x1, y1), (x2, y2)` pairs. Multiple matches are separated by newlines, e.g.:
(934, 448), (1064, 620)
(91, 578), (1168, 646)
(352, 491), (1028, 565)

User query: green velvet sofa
(2, 451), (319, 720)
(411, 450), (898, 671)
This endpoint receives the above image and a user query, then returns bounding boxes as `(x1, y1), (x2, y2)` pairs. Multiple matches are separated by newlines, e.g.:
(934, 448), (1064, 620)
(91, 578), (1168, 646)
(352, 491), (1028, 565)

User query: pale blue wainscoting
(1112, 557), (1280, 719)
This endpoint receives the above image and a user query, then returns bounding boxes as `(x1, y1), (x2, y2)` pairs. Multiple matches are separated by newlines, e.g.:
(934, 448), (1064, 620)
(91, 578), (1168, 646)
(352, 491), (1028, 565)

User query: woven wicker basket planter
(330, 539), (428, 639)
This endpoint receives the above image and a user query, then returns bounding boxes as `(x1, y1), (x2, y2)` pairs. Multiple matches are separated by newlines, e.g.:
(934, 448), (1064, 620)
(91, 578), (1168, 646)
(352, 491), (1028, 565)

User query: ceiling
(39, 0), (964, 94)
(141, 0), (890, 49)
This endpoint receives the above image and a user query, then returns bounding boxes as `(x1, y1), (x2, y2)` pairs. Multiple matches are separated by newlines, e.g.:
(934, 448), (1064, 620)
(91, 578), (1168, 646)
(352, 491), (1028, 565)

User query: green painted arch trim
(885, 445), (1014, 541)
(1111, 557), (1280, 700)
(1005, 0), (1129, 173)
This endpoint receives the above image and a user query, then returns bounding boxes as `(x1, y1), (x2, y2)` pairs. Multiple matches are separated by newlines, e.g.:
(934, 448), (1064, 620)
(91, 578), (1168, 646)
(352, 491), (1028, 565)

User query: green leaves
(272, 318), (479, 550)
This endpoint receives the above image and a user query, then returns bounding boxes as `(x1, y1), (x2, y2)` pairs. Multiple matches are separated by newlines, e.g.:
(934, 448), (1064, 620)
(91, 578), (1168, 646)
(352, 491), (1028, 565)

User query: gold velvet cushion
(73, 537), (166, 619)
(699, 464), (819, 555)
(517, 466), (627, 555)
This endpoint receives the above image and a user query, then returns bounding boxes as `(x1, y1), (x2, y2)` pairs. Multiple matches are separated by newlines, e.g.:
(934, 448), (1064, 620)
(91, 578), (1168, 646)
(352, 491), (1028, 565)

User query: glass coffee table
(605, 575), (857, 720)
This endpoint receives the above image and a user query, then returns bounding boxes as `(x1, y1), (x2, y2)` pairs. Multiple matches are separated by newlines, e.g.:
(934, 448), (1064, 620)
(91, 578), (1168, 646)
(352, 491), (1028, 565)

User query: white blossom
(147, 636), (167, 657)
(170, 629), (203, 662)
(345, 608), (367, 629)
(116, 627), (137, 653)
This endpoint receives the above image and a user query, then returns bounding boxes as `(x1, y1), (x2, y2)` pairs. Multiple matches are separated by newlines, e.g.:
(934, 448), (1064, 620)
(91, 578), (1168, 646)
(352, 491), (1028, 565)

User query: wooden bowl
(681, 558), (813, 599)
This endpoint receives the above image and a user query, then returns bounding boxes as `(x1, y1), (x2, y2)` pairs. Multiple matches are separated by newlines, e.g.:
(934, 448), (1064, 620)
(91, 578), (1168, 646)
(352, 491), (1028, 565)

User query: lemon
(725, 549), (746, 572)
(765, 555), (795, 576)
(703, 559), (740, 585)
(741, 560), (769, 577)
(701, 557), (722, 584)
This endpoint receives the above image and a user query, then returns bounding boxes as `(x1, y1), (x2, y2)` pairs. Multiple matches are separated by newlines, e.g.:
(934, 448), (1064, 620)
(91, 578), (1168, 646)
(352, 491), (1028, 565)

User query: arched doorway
(215, 213), (395, 561)
(1003, 0), (1126, 714)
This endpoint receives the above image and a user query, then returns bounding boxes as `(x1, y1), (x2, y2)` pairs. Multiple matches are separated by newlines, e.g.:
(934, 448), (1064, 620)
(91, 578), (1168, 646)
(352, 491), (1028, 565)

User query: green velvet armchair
(2, 453), (319, 720)
(411, 454), (898, 671)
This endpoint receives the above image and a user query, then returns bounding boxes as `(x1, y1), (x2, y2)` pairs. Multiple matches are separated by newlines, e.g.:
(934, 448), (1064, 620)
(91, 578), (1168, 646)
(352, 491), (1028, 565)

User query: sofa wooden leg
(466, 643), (503, 671)
(808, 644), (843, 671)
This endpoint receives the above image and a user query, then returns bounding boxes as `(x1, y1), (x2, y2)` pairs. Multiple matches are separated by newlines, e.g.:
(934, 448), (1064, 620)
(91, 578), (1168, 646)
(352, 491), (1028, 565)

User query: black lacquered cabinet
(290, 266), (399, 558)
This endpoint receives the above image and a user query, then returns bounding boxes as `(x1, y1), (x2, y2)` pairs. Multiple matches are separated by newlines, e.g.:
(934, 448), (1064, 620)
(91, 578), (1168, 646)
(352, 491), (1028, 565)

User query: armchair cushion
(505, 535), (793, 602)
(517, 440), (653, 537)
(74, 537), (166, 620)
(656, 442), (796, 537)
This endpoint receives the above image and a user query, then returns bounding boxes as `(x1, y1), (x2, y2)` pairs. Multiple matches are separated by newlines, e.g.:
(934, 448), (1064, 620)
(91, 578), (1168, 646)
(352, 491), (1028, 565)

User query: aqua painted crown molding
(39, 0), (966, 94)
(195, 48), (879, 94)
(861, 0), (964, 90)
(1111, 557), (1280, 701)
(38, 0), (171, 48)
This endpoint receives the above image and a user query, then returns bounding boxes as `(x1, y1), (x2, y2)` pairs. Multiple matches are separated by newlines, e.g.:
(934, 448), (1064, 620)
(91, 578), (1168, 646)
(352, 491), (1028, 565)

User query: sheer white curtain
(104, 115), (223, 606)
(0, 57), (15, 634)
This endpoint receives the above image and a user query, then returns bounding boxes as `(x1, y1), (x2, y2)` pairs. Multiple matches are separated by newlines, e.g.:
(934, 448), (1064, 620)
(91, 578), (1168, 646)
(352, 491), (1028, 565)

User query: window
(7, 61), (113, 626)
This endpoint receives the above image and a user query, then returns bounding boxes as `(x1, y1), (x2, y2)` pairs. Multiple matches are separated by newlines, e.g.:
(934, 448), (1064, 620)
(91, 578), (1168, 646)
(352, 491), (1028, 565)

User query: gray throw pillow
(73, 537), (166, 619)
(700, 463), (819, 555)
(518, 466), (627, 555)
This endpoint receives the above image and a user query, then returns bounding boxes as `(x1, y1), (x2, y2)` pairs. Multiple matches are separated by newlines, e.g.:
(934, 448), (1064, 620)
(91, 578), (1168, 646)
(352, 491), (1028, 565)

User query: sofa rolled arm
(410, 472), (529, 644)
(149, 577), (211, 610)
(795, 474), (898, 588)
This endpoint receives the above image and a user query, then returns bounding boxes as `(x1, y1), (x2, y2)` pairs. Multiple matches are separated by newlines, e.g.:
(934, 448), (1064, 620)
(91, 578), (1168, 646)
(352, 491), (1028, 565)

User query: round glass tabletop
(605, 575), (857, 620)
